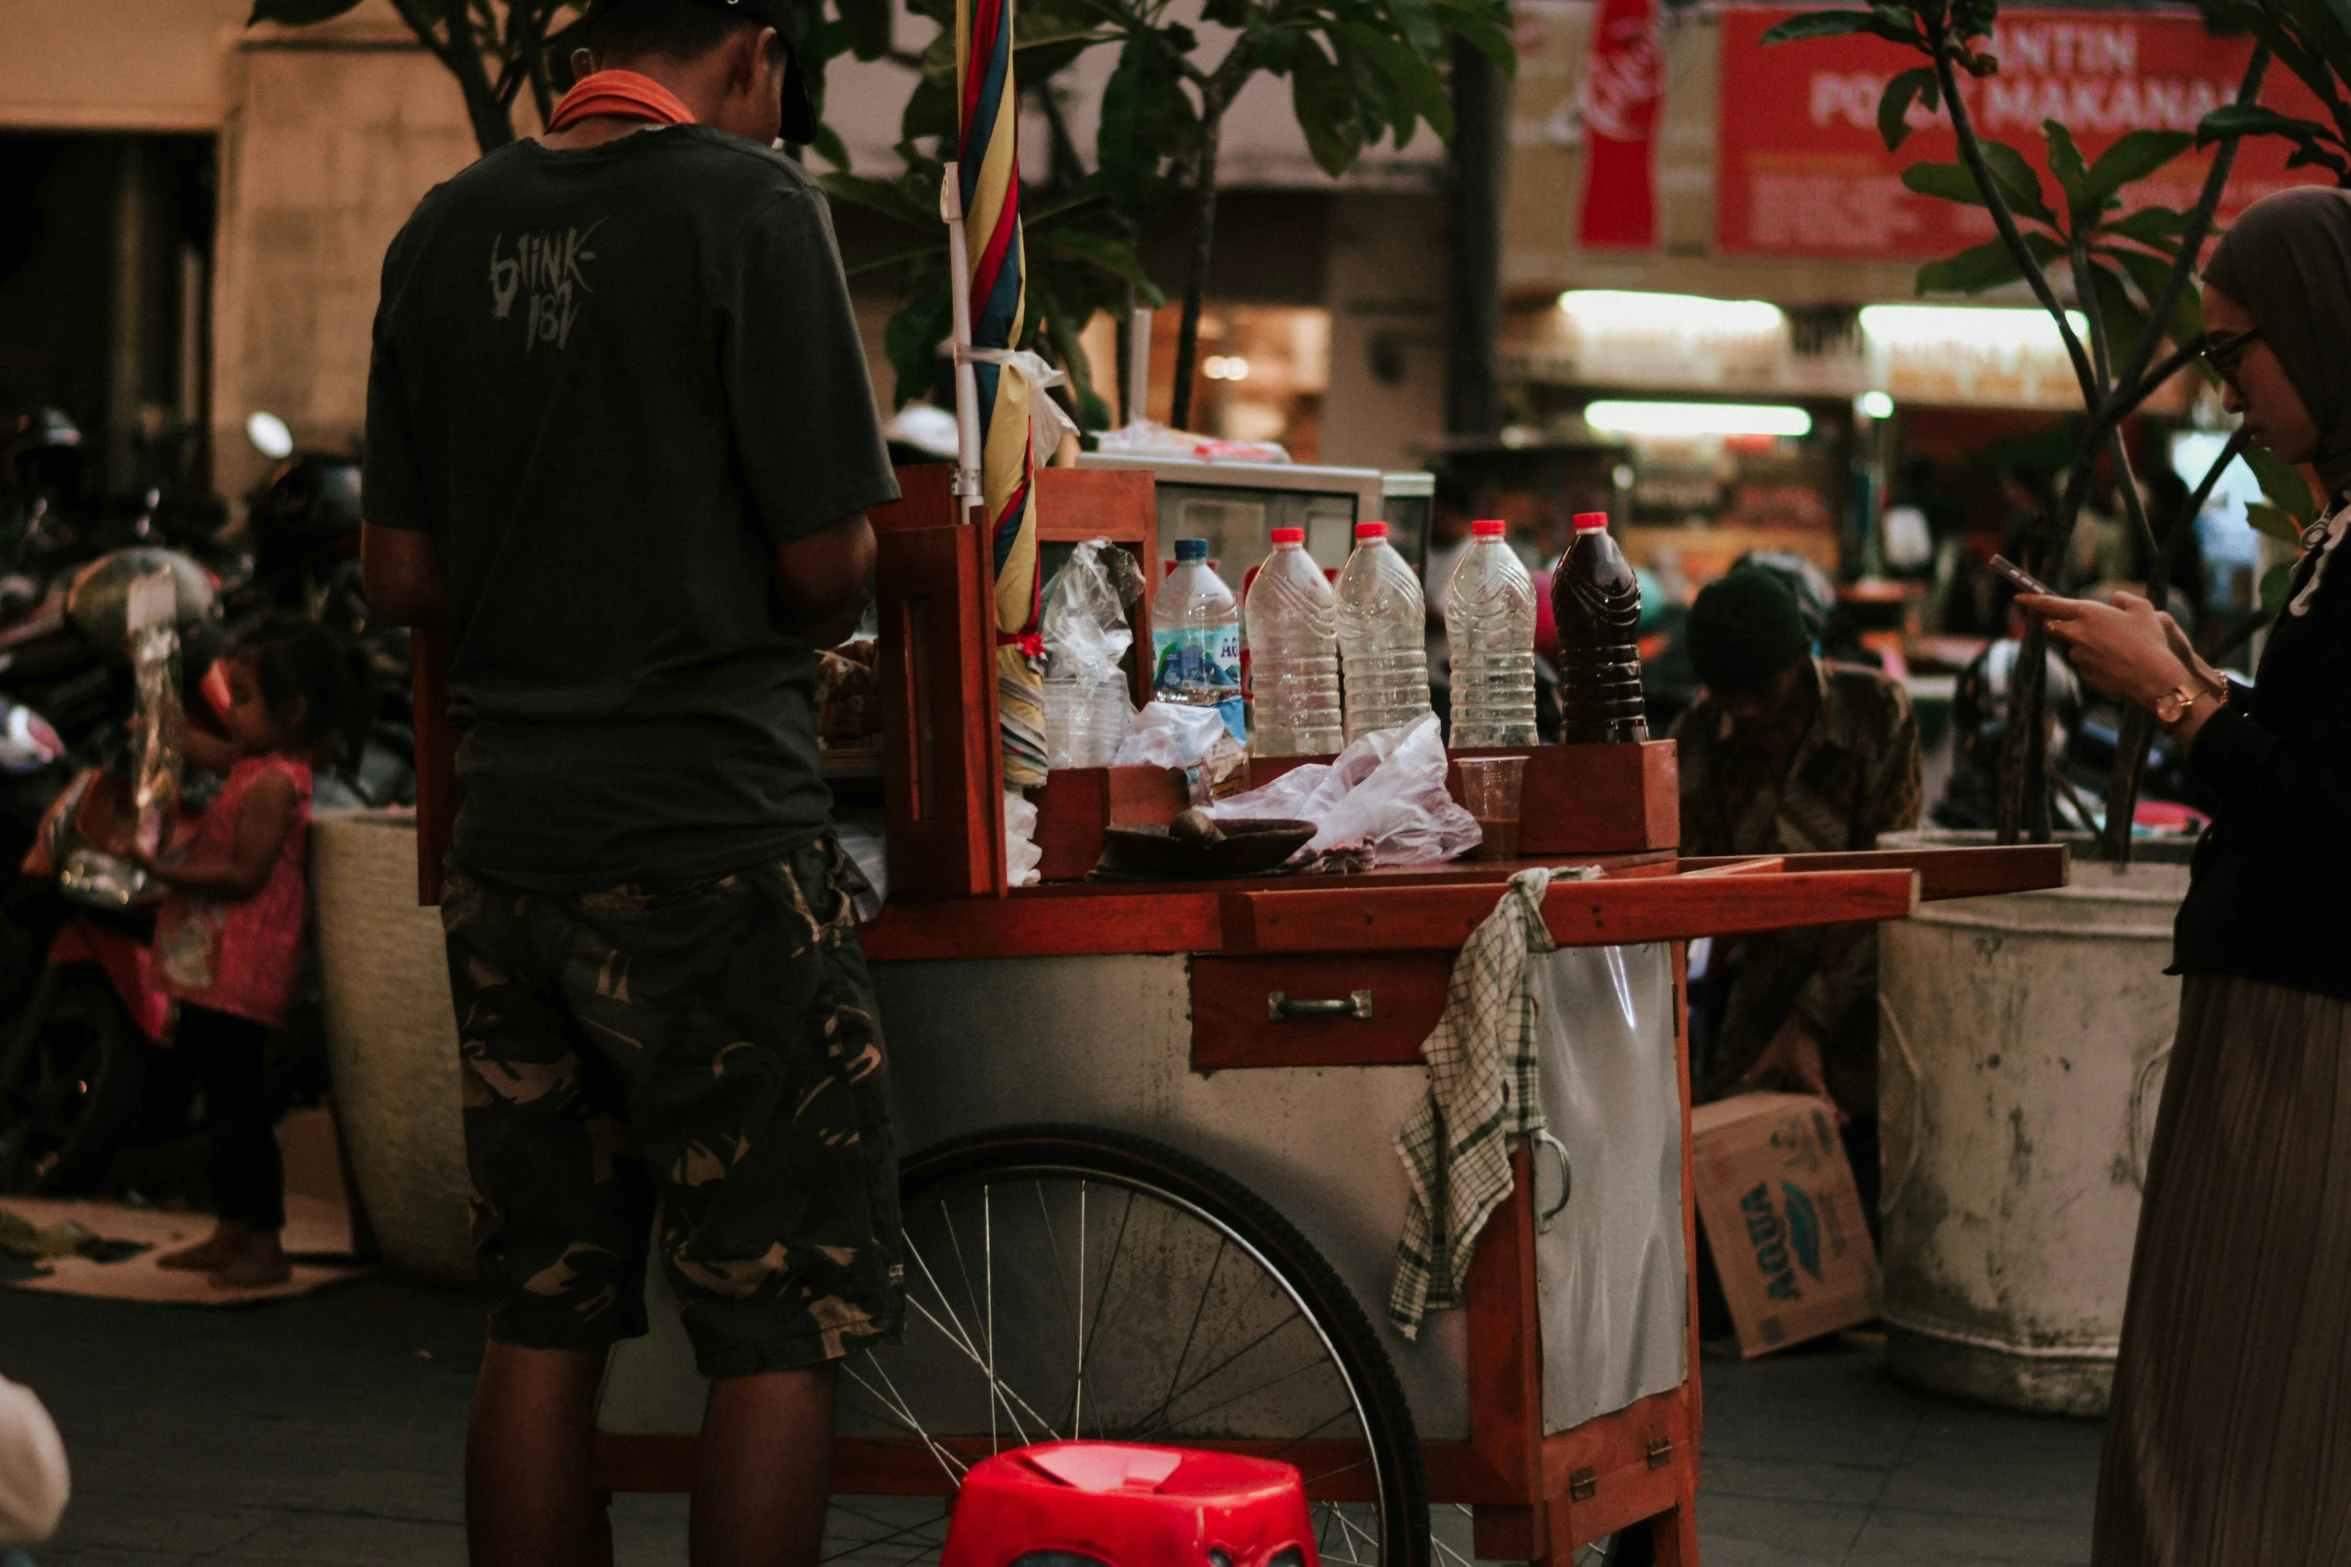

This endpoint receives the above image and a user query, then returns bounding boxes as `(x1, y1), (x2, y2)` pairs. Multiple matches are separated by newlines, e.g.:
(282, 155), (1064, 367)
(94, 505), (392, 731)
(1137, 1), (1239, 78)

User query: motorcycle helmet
(66, 548), (219, 657)
(3, 409), (85, 506)
(1951, 637), (2082, 773)
(247, 452), (363, 566)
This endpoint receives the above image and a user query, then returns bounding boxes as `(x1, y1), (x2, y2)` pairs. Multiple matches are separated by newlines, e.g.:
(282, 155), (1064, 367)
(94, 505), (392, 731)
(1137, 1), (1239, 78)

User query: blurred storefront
(1494, 0), (2327, 646)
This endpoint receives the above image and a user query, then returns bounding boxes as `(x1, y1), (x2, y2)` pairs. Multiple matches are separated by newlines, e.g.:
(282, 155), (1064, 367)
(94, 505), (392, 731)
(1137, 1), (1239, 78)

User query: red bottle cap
(1270, 526), (1304, 544)
(1573, 511), (1611, 532)
(1355, 520), (1389, 541)
(1472, 518), (1507, 537)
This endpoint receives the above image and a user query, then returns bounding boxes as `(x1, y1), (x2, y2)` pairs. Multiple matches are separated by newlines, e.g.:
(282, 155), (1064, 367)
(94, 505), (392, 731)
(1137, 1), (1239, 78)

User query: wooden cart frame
(412, 466), (2063, 1566)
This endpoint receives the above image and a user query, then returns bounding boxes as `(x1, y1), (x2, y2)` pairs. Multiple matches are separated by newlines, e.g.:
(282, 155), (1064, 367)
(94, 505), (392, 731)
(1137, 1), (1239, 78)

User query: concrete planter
(309, 811), (472, 1282)
(1876, 833), (2190, 1416)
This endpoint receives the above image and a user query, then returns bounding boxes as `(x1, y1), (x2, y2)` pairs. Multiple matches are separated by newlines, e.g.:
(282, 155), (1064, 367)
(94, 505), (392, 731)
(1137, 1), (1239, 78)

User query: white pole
(940, 162), (985, 520)
(1127, 306), (1152, 429)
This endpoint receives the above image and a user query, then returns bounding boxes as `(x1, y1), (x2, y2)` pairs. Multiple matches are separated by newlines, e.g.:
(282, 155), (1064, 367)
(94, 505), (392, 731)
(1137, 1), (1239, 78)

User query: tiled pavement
(0, 1280), (2103, 1565)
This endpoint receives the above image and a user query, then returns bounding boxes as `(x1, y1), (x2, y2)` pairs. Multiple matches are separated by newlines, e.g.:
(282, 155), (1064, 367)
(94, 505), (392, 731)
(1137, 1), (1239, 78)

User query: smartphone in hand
(1989, 554), (2058, 599)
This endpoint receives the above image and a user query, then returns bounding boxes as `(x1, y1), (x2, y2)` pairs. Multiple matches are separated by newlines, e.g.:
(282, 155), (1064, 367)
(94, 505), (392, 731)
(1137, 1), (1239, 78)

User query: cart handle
(1265, 989), (1375, 1022)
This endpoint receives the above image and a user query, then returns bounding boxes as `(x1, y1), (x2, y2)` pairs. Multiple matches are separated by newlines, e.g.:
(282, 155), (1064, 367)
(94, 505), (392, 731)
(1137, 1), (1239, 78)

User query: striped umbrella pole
(956, 0), (1048, 790)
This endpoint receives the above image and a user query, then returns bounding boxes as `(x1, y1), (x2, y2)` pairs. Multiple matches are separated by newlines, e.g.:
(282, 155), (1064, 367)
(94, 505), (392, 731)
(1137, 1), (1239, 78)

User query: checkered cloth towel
(1389, 866), (1585, 1338)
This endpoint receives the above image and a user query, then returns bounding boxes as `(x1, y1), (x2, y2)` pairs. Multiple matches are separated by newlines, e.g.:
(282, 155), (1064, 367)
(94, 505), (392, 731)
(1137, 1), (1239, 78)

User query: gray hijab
(2206, 186), (2351, 498)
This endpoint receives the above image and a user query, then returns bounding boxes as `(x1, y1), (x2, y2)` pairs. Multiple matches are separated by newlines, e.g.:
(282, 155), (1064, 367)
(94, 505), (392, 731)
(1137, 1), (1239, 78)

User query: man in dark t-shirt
(361, 3), (901, 1562)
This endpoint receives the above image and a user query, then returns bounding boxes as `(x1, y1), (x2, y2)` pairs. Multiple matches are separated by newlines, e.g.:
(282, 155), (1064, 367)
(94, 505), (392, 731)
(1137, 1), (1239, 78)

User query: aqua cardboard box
(1691, 1091), (1881, 1356)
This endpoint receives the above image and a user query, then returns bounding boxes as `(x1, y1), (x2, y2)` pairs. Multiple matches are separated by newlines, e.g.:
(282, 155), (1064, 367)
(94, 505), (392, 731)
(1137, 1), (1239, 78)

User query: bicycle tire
(893, 1123), (1432, 1567)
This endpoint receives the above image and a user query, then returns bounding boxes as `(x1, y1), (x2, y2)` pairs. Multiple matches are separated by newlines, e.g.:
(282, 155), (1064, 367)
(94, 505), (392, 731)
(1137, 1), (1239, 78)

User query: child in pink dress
(139, 620), (366, 1287)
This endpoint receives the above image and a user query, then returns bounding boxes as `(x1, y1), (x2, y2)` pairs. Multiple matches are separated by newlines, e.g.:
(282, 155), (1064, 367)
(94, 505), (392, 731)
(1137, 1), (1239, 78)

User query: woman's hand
(2015, 590), (2194, 708)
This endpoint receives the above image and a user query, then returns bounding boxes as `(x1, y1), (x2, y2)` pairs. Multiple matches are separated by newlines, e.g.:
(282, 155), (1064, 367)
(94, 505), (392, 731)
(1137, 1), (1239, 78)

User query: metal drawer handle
(1266, 989), (1375, 1022)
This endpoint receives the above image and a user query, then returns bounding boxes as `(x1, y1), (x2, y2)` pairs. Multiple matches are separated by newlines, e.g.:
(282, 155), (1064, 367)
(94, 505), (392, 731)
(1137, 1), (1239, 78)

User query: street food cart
(409, 466), (2062, 1567)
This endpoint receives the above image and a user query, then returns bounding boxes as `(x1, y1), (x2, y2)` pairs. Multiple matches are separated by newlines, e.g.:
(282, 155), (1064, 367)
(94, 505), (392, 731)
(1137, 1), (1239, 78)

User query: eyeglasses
(2202, 327), (2263, 379)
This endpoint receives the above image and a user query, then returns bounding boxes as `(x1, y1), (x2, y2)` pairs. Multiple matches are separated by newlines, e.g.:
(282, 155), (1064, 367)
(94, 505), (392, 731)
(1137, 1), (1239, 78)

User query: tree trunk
(1169, 102), (1225, 433)
(442, 4), (518, 155)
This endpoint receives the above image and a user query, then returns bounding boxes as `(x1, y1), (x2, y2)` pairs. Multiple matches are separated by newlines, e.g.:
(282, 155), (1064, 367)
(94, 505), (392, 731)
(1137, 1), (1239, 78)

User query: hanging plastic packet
(1040, 538), (1143, 769)
(125, 566), (183, 861)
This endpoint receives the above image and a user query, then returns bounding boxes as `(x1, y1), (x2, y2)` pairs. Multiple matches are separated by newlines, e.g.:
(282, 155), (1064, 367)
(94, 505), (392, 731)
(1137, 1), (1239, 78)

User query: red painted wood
(1255, 742), (1680, 858)
(410, 628), (455, 907)
(1035, 467), (1157, 706)
(1465, 1146), (1543, 1511)
(1219, 870), (1920, 954)
(1031, 765), (1189, 882)
(877, 523), (998, 901)
(1189, 953), (1449, 1068)
(1537, 1386), (1697, 1551)
(1752, 842), (2069, 901)
(861, 892), (1223, 961)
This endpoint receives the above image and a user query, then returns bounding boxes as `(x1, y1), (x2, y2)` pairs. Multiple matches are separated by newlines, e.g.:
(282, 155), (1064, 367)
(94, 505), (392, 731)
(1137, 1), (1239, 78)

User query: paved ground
(0, 1279), (2102, 1566)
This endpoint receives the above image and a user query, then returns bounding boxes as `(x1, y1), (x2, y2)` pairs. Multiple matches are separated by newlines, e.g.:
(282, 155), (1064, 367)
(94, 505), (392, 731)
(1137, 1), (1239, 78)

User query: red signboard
(1579, 0), (1666, 247)
(1717, 6), (2335, 258)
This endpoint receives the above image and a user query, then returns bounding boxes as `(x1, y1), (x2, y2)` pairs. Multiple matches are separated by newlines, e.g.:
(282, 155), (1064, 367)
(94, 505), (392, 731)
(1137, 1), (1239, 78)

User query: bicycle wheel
(825, 1125), (1429, 1567)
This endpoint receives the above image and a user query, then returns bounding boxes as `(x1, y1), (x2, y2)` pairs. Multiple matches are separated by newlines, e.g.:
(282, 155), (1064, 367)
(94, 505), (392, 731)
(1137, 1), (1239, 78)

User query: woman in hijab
(2021, 183), (2351, 1565)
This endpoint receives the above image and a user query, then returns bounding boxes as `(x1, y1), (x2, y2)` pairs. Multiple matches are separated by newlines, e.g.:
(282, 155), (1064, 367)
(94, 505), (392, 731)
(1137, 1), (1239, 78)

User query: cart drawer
(1190, 953), (1447, 1069)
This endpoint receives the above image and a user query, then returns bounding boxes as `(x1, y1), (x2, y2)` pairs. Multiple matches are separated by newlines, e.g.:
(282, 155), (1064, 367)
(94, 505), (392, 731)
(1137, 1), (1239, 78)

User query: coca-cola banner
(1716, 6), (2334, 258)
(1578, 0), (1666, 248)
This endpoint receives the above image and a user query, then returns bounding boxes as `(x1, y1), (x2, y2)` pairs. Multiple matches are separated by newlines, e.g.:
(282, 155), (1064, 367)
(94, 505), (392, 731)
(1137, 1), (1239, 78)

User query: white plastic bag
(1111, 700), (1228, 768)
(1208, 712), (1481, 864)
(1004, 790), (1042, 888)
(1041, 539), (1141, 768)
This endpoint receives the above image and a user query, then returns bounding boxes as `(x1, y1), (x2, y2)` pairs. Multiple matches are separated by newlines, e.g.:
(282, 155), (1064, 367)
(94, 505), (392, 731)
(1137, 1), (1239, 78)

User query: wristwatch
(2154, 680), (2227, 729)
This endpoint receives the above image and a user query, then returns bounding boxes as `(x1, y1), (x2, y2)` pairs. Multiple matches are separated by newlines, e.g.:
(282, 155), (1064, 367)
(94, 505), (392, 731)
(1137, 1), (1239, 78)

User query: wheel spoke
(841, 1152), (1419, 1567)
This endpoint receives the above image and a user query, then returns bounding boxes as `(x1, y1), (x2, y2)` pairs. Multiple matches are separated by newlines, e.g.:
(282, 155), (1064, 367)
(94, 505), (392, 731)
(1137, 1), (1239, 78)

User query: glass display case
(1078, 453), (1437, 583)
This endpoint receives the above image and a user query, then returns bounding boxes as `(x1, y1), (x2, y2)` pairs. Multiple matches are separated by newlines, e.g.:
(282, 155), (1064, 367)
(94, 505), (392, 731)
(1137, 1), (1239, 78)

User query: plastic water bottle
(1333, 520), (1432, 744)
(1445, 519), (1538, 747)
(1554, 511), (1650, 743)
(1152, 538), (1245, 744)
(1244, 526), (1343, 757)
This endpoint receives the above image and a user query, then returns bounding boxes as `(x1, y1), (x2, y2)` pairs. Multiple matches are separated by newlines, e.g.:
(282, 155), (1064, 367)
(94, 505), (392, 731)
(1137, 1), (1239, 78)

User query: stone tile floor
(0, 1279), (2103, 1565)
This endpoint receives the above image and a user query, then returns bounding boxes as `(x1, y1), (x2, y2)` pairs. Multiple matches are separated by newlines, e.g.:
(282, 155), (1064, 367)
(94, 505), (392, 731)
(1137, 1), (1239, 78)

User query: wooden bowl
(1099, 818), (1317, 879)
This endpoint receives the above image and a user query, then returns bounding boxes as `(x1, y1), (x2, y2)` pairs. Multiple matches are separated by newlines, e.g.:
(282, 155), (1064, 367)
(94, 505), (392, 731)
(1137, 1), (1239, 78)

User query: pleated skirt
(2093, 974), (2351, 1566)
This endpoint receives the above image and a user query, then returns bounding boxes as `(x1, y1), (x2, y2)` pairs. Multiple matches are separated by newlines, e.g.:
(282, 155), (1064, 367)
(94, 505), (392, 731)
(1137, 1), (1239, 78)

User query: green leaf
(2043, 120), (2089, 213)
(1761, 7), (1920, 49)
(2082, 129), (2193, 202)
(1342, 23), (1453, 144)
(2246, 443), (2321, 524)
(809, 122), (853, 172)
(2107, 245), (2202, 352)
(2246, 502), (2309, 546)
(1979, 140), (2054, 223)
(1292, 45), (1367, 177)
(818, 172), (941, 230)
(2101, 206), (2192, 249)
(1914, 232), (2063, 295)
(1031, 227), (1159, 292)
(1901, 160), (1988, 205)
(247, 0), (365, 22)
(1878, 66), (1938, 153)
(884, 285), (955, 411)
(2260, 558), (2298, 619)
(834, 0), (892, 62)
(2086, 259), (2151, 375)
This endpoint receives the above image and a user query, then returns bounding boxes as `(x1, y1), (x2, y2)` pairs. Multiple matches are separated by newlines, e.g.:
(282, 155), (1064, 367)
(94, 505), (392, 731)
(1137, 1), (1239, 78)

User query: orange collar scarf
(547, 70), (695, 133)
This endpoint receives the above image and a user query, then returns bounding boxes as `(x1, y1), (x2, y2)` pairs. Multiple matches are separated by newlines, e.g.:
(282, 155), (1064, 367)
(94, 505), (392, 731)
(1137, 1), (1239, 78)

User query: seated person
(1671, 570), (1922, 1219)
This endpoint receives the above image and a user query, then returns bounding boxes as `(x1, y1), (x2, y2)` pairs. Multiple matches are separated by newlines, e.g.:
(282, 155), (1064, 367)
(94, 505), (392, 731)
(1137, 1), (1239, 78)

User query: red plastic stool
(941, 1443), (1318, 1567)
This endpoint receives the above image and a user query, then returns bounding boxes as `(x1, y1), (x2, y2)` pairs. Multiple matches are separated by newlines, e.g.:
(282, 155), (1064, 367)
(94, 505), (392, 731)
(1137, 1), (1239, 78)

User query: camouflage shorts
(442, 837), (903, 1377)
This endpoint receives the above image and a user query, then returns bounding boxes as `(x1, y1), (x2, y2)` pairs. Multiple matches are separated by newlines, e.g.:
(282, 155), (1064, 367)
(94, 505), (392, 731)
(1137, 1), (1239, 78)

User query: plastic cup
(1456, 755), (1529, 861)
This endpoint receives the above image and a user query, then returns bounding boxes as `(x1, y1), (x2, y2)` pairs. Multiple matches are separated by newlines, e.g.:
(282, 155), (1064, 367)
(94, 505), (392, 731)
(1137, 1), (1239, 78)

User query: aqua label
(1740, 1180), (1828, 1301)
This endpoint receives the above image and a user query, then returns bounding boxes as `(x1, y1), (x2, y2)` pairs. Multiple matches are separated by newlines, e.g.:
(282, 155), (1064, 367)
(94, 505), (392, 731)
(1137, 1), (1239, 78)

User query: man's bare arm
(776, 513), (877, 649)
(362, 522), (446, 629)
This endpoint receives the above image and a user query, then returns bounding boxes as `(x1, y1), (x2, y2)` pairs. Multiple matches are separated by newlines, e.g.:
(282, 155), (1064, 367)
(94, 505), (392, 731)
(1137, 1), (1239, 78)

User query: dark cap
(585, 0), (818, 144)
(1687, 569), (1812, 695)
